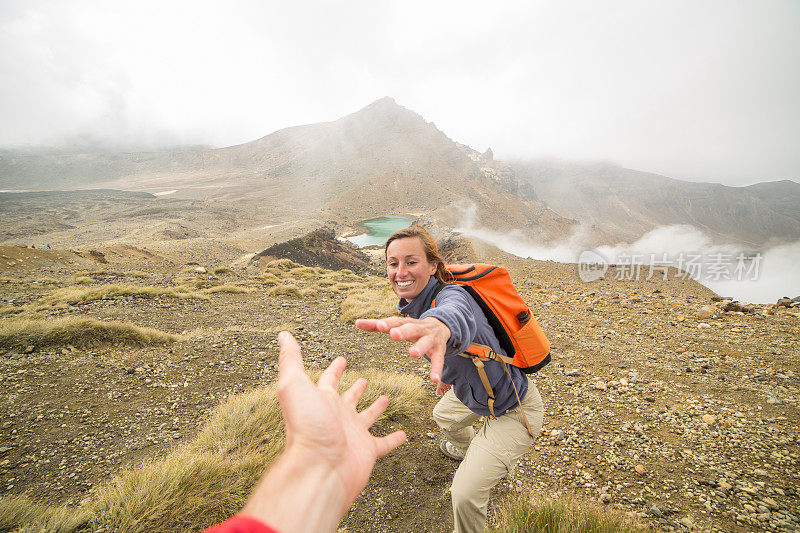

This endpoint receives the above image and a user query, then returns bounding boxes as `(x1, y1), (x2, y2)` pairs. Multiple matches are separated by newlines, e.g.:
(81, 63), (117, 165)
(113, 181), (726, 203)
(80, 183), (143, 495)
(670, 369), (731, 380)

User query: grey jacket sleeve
(419, 285), (477, 356)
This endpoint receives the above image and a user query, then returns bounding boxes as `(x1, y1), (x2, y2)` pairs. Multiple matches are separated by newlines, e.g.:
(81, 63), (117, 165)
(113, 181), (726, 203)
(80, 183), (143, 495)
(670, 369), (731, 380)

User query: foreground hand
(241, 332), (406, 532)
(355, 316), (451, 383)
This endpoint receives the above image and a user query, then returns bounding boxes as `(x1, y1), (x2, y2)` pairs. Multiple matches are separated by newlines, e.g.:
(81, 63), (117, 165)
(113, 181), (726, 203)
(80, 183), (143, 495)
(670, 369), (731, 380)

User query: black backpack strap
(430, 282), (449, 308)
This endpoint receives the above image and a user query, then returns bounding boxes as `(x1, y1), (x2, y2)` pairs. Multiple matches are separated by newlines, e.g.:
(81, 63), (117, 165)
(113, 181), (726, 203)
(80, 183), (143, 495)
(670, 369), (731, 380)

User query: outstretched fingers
(428, 352), (445, 383)
(341, 377), (367, 408)
(388, 321), (428, 343)
(317, 356), (347, 392)
(277, 331), (306, 389)
(357, 394), (389, 427)
(374, 430), (407, 458)
(355, 317), (415, 334)
(408, 335), (445, 382)
(354, 318), (379, 332)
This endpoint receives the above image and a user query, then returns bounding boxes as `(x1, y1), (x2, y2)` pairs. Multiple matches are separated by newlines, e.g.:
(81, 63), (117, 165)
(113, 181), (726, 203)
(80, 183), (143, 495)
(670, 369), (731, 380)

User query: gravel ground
(0, 247), (798, 532)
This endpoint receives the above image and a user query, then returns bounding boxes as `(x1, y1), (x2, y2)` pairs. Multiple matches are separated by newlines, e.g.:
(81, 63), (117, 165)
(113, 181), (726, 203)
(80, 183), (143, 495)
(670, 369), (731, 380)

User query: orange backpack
(431, 263), (550, 435)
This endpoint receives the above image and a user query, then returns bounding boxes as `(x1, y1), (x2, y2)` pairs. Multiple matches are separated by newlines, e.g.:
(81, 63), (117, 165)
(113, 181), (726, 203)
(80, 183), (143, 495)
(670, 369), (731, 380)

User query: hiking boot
(439, 440), (464, 461)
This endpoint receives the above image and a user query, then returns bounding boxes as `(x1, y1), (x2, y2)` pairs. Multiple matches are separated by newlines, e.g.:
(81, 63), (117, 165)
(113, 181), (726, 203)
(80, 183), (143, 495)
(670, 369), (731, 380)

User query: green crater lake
(347, 216), (414, 248)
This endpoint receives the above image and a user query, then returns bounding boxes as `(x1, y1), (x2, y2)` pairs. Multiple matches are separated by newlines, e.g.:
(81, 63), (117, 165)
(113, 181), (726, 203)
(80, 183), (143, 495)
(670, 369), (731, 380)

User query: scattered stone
(564, 369), (580, 377)
(702, 414), (716, 425)
(635, 464), (646, 475)
(598, 492), (612, 504)
(723, 301), (745, 312)
(194, 266), (207, 273)
(594, 380), (607, 391)
(696, 305), (717, 318)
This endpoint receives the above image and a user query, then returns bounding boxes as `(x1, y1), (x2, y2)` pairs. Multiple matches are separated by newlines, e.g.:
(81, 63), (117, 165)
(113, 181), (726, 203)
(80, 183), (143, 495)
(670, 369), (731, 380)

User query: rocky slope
(0, 99), (581, 240)
(511, 159), (800, 246)
(0, 234), (797, 532)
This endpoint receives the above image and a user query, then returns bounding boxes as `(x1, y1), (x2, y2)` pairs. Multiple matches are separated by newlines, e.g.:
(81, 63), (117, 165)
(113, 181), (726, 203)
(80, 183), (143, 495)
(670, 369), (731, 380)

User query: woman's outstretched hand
(240, 332), (407, 533)
(355, 316), (451, 383)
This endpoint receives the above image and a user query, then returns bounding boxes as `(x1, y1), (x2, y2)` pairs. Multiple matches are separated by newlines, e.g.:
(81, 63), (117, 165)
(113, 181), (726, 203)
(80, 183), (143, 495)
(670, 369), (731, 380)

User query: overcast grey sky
(1, 0), (798, 186)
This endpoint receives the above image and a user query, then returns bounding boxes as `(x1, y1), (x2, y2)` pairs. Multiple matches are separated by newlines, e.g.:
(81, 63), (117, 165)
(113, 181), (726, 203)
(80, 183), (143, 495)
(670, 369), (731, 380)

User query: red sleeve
(203, 514), (279, 533)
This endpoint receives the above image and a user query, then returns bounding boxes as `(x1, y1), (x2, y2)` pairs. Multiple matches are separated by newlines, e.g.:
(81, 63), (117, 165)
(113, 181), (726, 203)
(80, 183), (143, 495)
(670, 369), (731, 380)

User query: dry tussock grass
(200, 285), (253, 295)
(42, 284), (208, 305)
(211, 266), (232, 275)
(288, 266), (326, 279)
(346, 369), (426, 419)
(331, 282), (363, 293)
(0, 368), (423, 532)
(258, 272), (280, 286)
(0, 317), (181, 349)
(266, 284), (301, 297)
(341, 285), (398, 322)
(488, 493), (645, 533)
(262, 258), (296, 273)
(0, 494), (90, 533)
(190, 387), (284, 458)
(172, 276), (220, 291)
(72, 276), (92, 285)
(90, 452), (261, 533)
(255, 260), (394, 310)
(0, 305), (23, 316)
(298, 287), (318, 297)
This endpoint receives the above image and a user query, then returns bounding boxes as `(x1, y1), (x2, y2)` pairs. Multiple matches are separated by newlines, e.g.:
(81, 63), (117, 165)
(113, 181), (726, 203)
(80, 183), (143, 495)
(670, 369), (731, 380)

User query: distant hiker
(204, 332), (406, 533)
(356, 225), (545, 533)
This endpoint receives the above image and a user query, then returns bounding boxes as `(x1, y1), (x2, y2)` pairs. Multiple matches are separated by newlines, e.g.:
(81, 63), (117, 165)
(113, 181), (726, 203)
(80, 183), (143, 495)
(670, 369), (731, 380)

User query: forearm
(241, 445), (348, 533)
(421, 297), (475, 355)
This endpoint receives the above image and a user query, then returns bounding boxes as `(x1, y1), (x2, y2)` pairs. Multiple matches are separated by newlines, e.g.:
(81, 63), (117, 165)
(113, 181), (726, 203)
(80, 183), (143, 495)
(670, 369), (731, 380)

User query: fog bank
(456, 213), (800, 304)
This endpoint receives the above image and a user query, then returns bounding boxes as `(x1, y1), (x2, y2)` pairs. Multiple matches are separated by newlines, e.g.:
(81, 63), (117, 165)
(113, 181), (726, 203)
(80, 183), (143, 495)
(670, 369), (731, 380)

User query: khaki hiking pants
(432, 379), (544, 533)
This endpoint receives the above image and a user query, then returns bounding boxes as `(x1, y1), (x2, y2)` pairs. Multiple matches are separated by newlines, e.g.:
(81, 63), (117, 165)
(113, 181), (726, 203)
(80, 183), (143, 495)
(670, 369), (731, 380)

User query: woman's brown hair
(385, 225), (450, 283)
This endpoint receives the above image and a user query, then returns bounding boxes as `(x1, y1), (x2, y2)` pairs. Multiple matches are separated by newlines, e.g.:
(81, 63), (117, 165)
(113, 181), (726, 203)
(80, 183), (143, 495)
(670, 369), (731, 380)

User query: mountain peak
(347, 96), (422, 122)
(363, 96), (398, 109)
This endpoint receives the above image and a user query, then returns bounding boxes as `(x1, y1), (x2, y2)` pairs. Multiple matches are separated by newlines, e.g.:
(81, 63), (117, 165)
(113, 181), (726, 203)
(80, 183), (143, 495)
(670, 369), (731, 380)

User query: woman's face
(386, 237), (438, 301)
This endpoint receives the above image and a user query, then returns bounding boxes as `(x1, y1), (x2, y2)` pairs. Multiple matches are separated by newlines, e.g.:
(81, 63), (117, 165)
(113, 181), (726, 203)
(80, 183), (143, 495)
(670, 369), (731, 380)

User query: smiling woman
(356, 224), (544, 533)
(386, 235), (439, 301)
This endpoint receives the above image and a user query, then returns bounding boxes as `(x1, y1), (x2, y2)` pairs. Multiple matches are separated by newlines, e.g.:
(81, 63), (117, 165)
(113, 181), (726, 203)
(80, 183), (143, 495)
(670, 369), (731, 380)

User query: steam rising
(456, 205), (800, 304)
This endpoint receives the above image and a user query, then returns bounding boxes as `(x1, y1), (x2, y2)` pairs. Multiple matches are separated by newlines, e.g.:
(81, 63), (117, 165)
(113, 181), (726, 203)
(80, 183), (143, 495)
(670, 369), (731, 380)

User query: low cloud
(456, 205), (800, 304)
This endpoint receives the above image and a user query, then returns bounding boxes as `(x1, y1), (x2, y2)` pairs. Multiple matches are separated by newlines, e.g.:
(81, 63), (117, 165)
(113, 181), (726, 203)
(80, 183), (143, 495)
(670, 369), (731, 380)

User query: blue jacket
(399, 277), (528, 417)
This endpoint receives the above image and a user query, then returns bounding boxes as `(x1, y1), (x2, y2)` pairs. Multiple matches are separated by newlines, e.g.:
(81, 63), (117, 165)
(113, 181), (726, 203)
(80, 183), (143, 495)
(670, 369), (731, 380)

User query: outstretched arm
(355, 316), (451, 383)
(239, 331), (407, 532)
